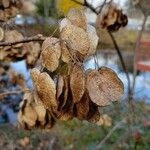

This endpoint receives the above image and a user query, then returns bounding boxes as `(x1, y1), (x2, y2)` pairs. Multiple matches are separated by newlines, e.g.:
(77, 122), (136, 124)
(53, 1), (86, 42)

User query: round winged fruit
(0, 27), (4, 41)
(70, 64), (85, 103)
(86, 24), (99, 55)
(30, 68), (57, 109)
(59, 18), (72, 32)
(41, 37), (61, 72)
(76, 91), (90, 120)
(86, 67), (124, 106)
(4, 30), (24, 48)
(60, 25), (90, 59)
(67, 8), (87, 30)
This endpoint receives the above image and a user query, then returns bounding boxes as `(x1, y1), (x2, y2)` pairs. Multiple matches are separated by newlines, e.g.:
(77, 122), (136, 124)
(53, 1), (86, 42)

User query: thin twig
(108, 31), (131, 97)
(132, 15), (148, 95)
(0, 34), (46, 46)
(0, 90), (23, 98)
(96, 119), (125, 150)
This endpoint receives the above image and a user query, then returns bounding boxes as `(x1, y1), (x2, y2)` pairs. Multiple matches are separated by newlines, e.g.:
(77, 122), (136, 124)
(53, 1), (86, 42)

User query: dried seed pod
(33, 95), (46, 126)
(36, 72), (57, 109)
(96, 114), (112, 127)
(87, 101), (100, 123)
(70, 64), (85, 103)
(87, 24), (99, 55)
(59, 102), (74, 121)
(30, 68), (40, 86)
(59, 18), (72, 32)
(76, 91), (90, 120)
(61, 41), (71, 63)
(22, 104), (38, 129)
(0, 27), (4, 41)
(56, 75), (64, 100)
(18, 90), (38, 129)
(67, 8), (87, 30)
(4, 30), (24, 47)
(2, 0), (10, 8)
(41, 37), (61, 72)
(60, 25), (90, 58)
(57, 76), (69, 111)
(42, 37), (61, 54)
(23, 42), (41, 67)
(96, 2), (128, 32)
(86, 67), (124, 106)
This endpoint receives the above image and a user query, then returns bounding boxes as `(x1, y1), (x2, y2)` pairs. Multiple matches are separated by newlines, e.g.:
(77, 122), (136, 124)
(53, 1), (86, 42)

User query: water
(11, 55), (150, 103)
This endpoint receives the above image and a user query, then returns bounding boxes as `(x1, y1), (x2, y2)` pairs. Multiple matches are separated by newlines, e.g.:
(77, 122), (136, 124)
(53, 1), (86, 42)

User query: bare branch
(0, 34), (46, 47)
(0, 90), (22, 99)
(96, 119), (125, 149)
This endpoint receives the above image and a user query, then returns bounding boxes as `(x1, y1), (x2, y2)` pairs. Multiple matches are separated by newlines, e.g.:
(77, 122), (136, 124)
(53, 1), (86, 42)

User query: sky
(87, 0), (127, 7)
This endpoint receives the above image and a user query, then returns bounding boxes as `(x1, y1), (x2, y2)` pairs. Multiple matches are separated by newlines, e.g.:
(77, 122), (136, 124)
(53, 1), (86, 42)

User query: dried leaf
(70, 64), (85, 103)
(67, 8), (87, 30)
(86, 67), (124, 106)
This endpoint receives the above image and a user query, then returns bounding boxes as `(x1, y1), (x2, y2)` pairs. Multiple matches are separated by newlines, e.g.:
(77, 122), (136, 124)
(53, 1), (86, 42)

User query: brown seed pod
(35, 72), (57, 109)
(30, 68), (40, 86)
(96, 114), (112, 127)
(86, 101), (100, 123)
(22, 104), (38, 129)
(58, 101), (74, 121)
(87, 24), (99, 55)
(70, 64), (85, 103)
(76, 91), (90, 120)
(41, 37), (61, 72)
(4, 30), (24, 48)
(96, 2), (128, 32)
(86, 67), (124, 106)
(59, 18), (72, 32)
(67, 8), (87, 30)
(18, 90), (38, 129)
(56, 75), (64, 100)
(2, 0), (10, 8)
(33, 94), (46, 126)
(57, 75), (69, 111)
(0, 27), (4, 41)
(61, 41), (71, 63)
(60, 25), (90, 58)
(42, 37), (61, 53)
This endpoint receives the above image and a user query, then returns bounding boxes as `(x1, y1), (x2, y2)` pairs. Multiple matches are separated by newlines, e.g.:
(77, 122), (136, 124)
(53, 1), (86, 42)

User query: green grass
(0, 101), (150, 150)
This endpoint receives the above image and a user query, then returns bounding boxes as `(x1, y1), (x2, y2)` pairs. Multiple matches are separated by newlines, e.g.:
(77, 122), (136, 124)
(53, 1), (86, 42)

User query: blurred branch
(0, 34), (46, 47)
(72, 0), (98, 14)
(108, 31), (131, 97)
(0, 90), (23, 99)
(96, 119), (126, 149)
(132, 14), (148, 94)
